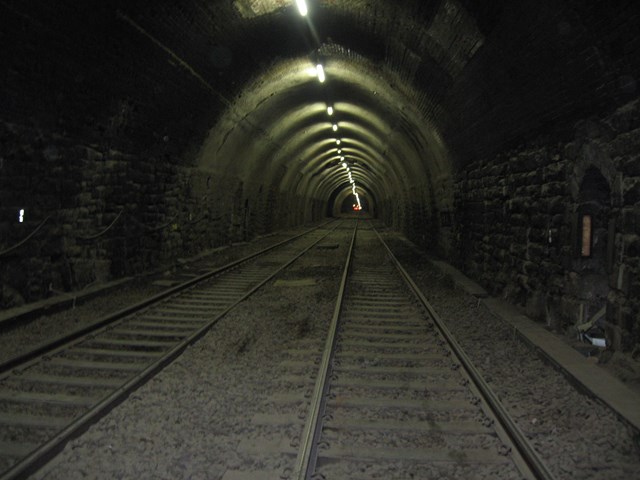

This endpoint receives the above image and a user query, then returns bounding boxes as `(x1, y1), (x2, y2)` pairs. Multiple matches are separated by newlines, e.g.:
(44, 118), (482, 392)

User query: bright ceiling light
(327, 106), (334, 116)
(342, 162), (348, 168)
(332, 124), (338, 132)
(336, 139), (341, 145)
(316, 64), (325, 83)
(296, 0), (308, 16)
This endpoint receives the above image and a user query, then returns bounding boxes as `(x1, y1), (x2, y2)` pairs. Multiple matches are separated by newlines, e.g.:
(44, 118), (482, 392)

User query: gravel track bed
(315, 460), (523, 480)
(338, 358), (452, 368)
(322, 430), (503, 450)
(0, 380), (110, 398)
(0, 425), (59, 446)
(9, 225), (637, 479)
(29, 228), (350, 479)
(0, 400), (82, 418)
(34, 365), (131, 380)
(329, 386), (471, 404)
(0, 230), (304, 364)
(327, 405), (481, 423)
(382, 232), (640, 480)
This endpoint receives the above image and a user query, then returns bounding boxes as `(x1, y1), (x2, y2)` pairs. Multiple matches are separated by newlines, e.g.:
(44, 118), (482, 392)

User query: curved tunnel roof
(3, 0), (633, 220)
(191, 0), (484, 212)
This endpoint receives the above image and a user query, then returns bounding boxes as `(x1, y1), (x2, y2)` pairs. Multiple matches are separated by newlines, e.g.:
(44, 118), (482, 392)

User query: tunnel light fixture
(18, 209), (24, 223)
(296, 0), (308, 16)
(336, 139), (341, 145)
(342, 162), (348, 169)
(337, 149), (342, 154)
(332, 124), (338, 132)
(316, 64), (325, 83)
(327, 106), (334, 116)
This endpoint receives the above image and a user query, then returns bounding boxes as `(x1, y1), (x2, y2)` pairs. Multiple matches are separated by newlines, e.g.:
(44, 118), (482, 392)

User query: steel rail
(372, 225), (556, 480)
(0, 221), (342, 480)
(0, 221), (335, 377)
(292, 220), (358, 479)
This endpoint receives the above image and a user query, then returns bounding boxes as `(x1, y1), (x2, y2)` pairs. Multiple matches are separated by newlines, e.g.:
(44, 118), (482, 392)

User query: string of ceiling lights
(295, 0), (363, 211)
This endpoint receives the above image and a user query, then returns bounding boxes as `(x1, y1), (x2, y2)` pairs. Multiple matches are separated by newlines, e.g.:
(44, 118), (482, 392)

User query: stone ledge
(0, 277), (133, 331)
(428, 259), (640, 432)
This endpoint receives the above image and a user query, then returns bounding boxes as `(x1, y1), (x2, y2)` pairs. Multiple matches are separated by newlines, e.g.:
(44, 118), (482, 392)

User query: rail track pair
(0, 220), (554, 479)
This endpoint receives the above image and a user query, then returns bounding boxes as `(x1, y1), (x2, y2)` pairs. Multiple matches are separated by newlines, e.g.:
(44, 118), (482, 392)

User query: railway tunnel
(1, 1), (640, 477)
(2, 0), (639, 352)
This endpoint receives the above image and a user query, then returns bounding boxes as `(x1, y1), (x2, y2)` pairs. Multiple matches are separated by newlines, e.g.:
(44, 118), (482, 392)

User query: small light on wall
(342, 162), (348, 169)
(332, 124), (338, 132)
(327, 106), (334, 116)
(316, 64), (325, 83)
(18, 209), (25, 223)
(336, 139), (341, 145)
(337, 149), (342, 154)
(581, 214), (592, 257)
(296, 0), (308, 16)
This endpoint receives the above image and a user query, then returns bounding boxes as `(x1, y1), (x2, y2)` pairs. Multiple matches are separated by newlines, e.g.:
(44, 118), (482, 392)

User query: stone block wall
(0, 2), (325, 308)
(453, 99), (640, 352)
(0, 118), (312, 306)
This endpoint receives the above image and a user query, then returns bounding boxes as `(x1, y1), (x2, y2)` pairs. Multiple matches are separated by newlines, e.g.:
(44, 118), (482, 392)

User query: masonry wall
(0, 116), (309, 307)
(453, 99), (640, 352)
(0, 2), (317, 307)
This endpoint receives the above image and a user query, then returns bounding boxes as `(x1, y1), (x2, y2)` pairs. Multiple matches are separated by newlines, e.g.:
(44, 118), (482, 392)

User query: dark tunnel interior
(0, 0), (639, 352)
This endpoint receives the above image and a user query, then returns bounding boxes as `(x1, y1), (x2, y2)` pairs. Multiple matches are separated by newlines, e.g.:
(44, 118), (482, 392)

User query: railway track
(0, 221), (345, 479)
(248, 221), (555, 479)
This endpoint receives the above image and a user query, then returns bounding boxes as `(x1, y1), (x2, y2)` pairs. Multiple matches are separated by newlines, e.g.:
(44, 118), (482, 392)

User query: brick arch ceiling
(194, 0), (473, 211)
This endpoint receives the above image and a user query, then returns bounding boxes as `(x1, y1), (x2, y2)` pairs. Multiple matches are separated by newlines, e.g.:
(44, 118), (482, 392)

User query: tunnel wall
(0, 3), (317, 307)
(0, 121), (311, 307)
(453, 100), (640, 352)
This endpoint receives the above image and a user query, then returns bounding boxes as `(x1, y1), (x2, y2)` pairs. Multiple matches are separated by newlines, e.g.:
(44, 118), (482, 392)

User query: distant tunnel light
(18, 209), (25, 223)
(316, 64), (325, 83)
(296, 0), (308, 16)
(332, 124), (338, 132)
(342, 162), (348, 168)
(336, 139), (341, 145)
(327, 106), (334, 116)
